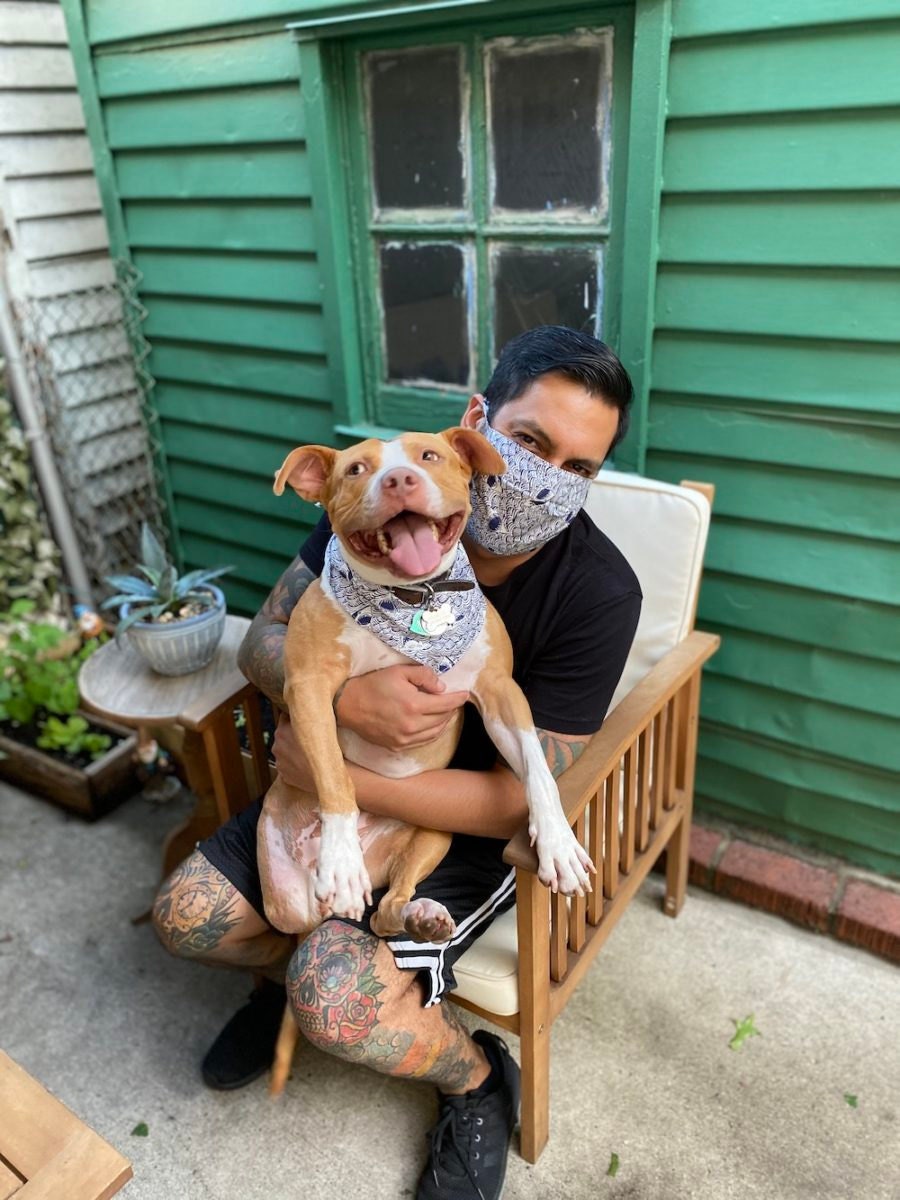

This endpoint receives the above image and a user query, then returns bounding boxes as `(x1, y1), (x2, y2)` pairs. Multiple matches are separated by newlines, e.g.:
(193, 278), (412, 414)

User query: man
(152, 325), (641, 1199)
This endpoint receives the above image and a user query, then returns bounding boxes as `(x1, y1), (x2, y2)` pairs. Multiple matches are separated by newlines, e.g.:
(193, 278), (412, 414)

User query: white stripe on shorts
(387, 867), (516, 1007)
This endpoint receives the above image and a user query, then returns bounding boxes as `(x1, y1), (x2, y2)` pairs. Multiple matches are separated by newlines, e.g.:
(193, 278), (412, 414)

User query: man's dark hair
(483, 325), (633, 454)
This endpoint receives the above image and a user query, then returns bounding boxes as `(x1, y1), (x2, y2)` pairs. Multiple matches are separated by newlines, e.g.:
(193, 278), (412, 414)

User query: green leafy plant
(0, 599), (100, 726)
(0, 391), (60, 611)
(729, 1014), (762, 1052)
(37, 714), (111, 758)
(0, 598), (110, 762)
(101, 524), (232, 639)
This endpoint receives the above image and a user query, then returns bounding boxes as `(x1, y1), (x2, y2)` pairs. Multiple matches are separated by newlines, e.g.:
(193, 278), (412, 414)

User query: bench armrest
(503, 630), (720, 873)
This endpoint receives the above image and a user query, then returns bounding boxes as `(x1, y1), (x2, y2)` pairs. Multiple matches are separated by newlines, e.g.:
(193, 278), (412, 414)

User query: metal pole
(0, 282), (94, 608)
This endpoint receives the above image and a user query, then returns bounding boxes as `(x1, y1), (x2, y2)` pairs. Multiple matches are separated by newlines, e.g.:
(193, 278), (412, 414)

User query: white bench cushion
(451, 474), (711, 1016)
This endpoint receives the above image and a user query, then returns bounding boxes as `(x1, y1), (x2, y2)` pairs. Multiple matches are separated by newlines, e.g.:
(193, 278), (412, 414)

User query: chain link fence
(15, 261), (166, 603)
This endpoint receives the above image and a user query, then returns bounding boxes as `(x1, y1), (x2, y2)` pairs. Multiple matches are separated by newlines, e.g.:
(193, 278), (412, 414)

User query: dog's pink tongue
(385, 513), (442, 577)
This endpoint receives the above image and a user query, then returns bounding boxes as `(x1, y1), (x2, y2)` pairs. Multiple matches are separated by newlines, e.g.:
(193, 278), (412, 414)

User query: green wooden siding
(650, 1), (900, 873)
(66, 0), (646, 617)
(74, 15), (329, 607)
(64, 0), (899, 875)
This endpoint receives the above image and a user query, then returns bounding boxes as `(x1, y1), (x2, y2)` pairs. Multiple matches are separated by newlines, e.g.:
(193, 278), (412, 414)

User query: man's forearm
(349, 762), (527, 840)
(236, 557), (317, 709)
(237, 615), (289, 709)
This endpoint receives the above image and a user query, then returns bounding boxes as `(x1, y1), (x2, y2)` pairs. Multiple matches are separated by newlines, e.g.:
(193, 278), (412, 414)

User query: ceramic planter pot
(122, 585), (226, 676)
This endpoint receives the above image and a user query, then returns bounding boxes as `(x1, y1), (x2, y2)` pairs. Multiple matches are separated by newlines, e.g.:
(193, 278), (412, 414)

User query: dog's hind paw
(400, 898), (456, 944)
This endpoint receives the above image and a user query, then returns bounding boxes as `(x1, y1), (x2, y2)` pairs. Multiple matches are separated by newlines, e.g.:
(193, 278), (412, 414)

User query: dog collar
(389, 578), (476, 608)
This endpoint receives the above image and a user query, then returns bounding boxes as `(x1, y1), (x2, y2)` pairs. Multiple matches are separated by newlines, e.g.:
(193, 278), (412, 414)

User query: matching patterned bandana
(323, 536), (486, 674)
(465, 417), (593, 555)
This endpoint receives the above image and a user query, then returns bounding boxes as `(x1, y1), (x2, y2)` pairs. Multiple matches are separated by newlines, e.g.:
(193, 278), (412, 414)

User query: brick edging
(683, 823), (900, 966)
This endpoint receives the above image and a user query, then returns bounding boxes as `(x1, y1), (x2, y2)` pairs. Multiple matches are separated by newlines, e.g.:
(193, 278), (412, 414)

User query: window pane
(366, 47), (465, 211)
(380, 242), (470, 386)
(489, 35), (607, 214)
(492, 245), (600, 351)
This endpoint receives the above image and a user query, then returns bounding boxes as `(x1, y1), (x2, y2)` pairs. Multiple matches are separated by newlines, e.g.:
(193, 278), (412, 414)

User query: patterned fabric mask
(466, 417), (593, 555)
(323, 537), (486, 673)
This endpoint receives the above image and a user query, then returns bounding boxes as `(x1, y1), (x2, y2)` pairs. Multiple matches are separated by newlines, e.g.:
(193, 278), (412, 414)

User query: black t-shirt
(299, 513), (641, 769)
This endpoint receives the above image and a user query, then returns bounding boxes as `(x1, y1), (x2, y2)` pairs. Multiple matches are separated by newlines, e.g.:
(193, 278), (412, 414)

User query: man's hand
(336, 664), (468, 752)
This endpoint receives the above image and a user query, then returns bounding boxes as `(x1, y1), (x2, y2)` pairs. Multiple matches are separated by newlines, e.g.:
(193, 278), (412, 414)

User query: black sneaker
(201, 979), (286, 1090)
(416, 1030), (520, 1200)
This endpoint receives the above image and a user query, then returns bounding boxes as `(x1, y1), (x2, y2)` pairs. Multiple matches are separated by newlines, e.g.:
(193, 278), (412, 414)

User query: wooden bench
(0, 1051), (131, 1199)
(178, 472), (720, 1163)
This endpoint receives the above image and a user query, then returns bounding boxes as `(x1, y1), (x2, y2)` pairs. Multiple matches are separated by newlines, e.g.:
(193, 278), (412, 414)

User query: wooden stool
(0, 1050), (131, 1198)
(78, 616), (267, 877)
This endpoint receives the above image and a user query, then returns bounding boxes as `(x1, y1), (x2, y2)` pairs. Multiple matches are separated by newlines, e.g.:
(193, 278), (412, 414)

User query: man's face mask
(466, 415), (594, 555)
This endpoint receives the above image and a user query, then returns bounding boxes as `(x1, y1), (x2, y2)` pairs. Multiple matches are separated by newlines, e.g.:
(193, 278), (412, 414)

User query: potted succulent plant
(101, 524), (232, 676)
(0, 599), (137, 818)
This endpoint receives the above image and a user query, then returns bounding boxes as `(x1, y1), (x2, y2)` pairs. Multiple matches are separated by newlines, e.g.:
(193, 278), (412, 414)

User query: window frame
(295, 2), (637, 445)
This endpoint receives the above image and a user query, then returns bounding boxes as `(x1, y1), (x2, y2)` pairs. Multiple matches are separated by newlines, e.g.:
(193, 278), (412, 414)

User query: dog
(258, 426), (594, 946)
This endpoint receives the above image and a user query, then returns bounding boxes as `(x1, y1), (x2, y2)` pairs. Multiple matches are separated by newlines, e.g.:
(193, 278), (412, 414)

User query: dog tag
(410, 603), (456, 637)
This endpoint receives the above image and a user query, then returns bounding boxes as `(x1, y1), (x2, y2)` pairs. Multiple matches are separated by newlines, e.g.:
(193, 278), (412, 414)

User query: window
(338, 16), (622, 430)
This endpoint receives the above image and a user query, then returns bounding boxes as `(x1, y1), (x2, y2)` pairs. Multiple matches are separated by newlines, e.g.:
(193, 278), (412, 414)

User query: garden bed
(0, 712), (138, 819)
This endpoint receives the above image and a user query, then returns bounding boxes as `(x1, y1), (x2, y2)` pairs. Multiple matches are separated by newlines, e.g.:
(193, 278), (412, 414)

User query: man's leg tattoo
(153, 852), (292, 975)
(154, 856), (241, 955)
(287, 923), (485, 1092)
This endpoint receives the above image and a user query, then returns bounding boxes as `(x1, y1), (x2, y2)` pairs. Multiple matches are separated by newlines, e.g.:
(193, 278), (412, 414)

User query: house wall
(68, 7), (334, 615)
(62, 0), (899, 874)
(0, 0), (110, 296)
(60, 0), (636, 615)
(0, 0), (163, 597)
(648, 0), (900, 872)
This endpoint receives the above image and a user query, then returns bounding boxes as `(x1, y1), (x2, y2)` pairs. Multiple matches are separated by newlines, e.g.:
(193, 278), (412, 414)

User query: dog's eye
(346, 462), (368, 476)
(421, 450), (441, 463)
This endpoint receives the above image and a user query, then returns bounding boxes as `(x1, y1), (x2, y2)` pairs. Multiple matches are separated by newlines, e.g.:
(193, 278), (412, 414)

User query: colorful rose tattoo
(289, 926), (384, 1044)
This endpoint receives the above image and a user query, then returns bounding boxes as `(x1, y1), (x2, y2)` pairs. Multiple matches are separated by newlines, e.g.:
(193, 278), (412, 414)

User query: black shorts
(198, 799), (514, 1006)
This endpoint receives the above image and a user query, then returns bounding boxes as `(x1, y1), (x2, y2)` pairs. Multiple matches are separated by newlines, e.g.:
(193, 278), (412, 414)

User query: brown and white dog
(258, 427), (594, 945)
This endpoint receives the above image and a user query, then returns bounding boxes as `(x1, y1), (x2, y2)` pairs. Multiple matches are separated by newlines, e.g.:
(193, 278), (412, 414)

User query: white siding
(0, 2), (109, 291)
(0, 1), (159, 599)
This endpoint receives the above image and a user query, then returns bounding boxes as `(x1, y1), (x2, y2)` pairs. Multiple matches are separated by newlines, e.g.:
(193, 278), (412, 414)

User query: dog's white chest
(321, 587), (492, 778)
(334, 610), (411, 675)
(331, 597), (490, 687)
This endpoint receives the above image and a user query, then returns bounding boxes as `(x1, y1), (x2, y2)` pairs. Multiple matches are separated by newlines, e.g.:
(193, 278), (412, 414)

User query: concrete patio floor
(1, 779), (898, 1200)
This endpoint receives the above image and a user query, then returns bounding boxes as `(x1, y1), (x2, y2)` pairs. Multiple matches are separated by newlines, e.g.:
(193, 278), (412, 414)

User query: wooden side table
(79, 616), (270, 876)
(0, 1049), (131, 1199)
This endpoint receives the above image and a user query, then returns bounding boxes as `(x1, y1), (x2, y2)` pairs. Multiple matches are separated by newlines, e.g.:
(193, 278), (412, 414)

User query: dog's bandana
(466, 417), (593, 555)
(323, 536), (486, 674)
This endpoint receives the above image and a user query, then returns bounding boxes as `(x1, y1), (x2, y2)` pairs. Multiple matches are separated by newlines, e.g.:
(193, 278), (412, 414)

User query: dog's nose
(381, 468), (420, 495)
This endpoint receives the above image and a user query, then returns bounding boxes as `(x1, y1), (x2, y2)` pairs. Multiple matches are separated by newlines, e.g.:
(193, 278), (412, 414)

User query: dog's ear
(439, 427), (507, 477)
(273, 445), (337, 501)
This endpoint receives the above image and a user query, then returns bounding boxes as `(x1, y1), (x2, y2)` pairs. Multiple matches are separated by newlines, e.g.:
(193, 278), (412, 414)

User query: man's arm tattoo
(237, 559), (316, 705)
(537, 728), (589, 779)
(260, 559), (317, 624)
(239, 619), (289, 707)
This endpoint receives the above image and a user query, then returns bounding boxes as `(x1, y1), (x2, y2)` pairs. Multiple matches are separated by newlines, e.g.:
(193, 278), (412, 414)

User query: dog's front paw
(315, 812), (373, 921)
(529, 817), (595, 897)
